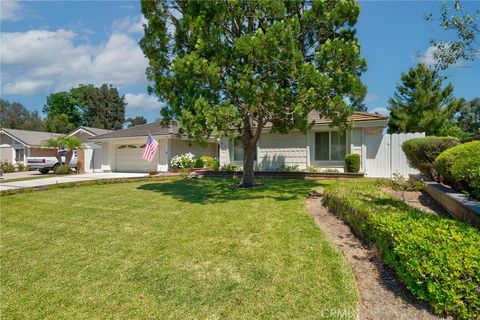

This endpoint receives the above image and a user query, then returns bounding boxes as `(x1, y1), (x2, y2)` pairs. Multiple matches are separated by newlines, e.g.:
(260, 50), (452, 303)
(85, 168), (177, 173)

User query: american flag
(143, 134), (159, 163)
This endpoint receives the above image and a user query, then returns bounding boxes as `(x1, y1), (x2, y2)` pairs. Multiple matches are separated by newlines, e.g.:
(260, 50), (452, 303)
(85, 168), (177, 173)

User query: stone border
(198, 170), (364, 179)
(424, 181), (480, 228)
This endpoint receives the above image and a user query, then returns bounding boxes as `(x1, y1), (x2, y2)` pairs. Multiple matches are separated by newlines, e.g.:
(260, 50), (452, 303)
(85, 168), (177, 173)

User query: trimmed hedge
(402, 137), (459, 181)
(323, 179), (480, 319)
(435, 141), (480, 200)
(344, 154), (360, 173)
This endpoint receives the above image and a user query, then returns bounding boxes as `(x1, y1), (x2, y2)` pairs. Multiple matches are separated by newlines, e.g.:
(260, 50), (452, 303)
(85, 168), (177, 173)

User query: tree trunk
(241, 142), (256, 187)
(65, 150), (73, 166)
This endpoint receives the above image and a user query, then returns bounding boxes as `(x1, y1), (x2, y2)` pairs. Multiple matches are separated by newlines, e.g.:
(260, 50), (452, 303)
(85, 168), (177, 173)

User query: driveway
(0, 172), (149, 191)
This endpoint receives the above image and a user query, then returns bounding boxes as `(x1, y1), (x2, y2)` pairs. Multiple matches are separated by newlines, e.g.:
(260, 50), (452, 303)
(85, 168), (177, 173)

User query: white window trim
(313, 130), (347, 162)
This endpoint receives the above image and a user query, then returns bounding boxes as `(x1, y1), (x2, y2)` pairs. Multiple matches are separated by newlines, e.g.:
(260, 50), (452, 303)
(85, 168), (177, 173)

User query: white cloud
(111, 15), (147, 35)
(125, 93), (165, 112)
(370, 107), (389, 117)
(1, 29), (149, 95)
(1, 0), (22, 21)
(418, 44), (466, 68)
(365, 94), (379, 103)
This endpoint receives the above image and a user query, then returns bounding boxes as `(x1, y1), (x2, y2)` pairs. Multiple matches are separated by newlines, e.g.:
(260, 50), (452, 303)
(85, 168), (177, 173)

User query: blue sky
(1, 0), (479, 122)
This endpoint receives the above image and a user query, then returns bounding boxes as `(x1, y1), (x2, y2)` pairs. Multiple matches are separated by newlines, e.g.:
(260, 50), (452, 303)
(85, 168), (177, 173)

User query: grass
(1, 178), (357, 319)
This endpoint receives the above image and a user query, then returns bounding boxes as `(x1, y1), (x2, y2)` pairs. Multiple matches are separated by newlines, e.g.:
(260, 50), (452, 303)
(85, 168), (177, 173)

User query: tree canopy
(140, 0), (367, 186)
(0, 99), (44, 131)
(126, 116), (148, 128)
(43, 84), (126, 131)
(456, 98), (480, 135)
(387, 63), (462, 135)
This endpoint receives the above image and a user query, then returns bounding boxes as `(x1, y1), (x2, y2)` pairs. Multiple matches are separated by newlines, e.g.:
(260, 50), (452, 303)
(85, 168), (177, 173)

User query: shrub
(344, 154), (360, 173)
(402, 136), (459, 181)
(323, 179), (480, 319)
(279, 164), (300, 172)
(55, 164), (71, 175)
(198, 156), (216, 169)
(16, 163), (26, 172)
(170, 153), (195, 169)
(305, 166), (318, 173)
(435, 141), (480, 200)
(1, 162), (15, 173)
(220, 164), (238, 171)
(387, 172), (427, 200)
(194, 158), (205, 168)
(211, 159), (220, 170)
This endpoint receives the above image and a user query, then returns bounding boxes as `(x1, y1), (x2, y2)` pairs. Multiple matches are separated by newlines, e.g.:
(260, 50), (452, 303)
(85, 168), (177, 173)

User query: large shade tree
(140, 0), (367, 187)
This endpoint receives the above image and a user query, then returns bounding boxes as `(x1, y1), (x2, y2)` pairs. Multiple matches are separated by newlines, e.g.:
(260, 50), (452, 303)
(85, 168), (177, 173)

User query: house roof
(308, 111), (388, 124)
(67, 126), (113, 137)
(0, 128), (63, 147)
(89, 122), (181, 141)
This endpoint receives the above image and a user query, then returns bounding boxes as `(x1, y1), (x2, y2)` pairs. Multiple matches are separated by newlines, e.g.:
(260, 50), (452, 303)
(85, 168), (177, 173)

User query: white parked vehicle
(27, 150), (78, 174)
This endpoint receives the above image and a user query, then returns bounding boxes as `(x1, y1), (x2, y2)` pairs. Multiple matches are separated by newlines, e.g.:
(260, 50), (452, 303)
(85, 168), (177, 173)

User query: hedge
(344, 154), (360, 173)
(402, 137), (459, 181)
(435, 141), (480, 200)
(323, 179), (480, 319)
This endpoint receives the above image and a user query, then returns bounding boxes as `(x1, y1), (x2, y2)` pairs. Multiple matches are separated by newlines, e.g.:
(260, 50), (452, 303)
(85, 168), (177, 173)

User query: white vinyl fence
(365, 132), (425, 178)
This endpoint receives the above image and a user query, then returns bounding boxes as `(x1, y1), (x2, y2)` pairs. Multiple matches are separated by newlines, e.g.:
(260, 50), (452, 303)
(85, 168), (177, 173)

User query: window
(314, 131), (346, 161)
(15, 148), (24, 162)
(233, 137), (257, 162)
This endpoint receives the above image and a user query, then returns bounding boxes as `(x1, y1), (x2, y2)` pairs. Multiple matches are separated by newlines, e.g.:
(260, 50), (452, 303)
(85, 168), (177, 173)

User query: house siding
(257, 132), (307, 170)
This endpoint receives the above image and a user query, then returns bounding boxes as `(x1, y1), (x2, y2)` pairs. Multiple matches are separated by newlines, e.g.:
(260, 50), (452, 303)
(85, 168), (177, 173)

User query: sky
(1, 0), (479, 123)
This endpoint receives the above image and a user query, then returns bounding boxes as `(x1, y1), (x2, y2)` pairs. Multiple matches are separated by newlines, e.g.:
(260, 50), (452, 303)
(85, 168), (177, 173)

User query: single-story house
(219, 111), (423, 177)
(89, 122), (218, 173)
(0, 128), (63, 164)
(66, 126), (114, 173)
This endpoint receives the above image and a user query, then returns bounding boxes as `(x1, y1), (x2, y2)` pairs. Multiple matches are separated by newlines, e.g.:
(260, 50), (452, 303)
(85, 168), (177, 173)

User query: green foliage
(43, 84), (126, 131)
(324, 179), (480, 319)
(42, 136), (82, 165)
(198, 156), (216, 169)
(194, 158), (204, 168)
(279, 164), (300, 172)
(435, 141), (480, 200)
(211, 158), (220, 171)
(43, 91), (83, 128)
(387, 172), (427, 201)
(425, 0), (480, 70)
(44, 114), (75, 134)
(73, 84), (126, 130)
(54, 164), (71, 175)
(178, 167), (190, 178)
(305, 166), (318, 173)
(1, 162), (15, 173)
(16, 163), (26, 172)
(438, 121), (474, 140)
(125, 116), (147, 128)
(344, 154), (360, 173)
(140, 0), (367, 186)
(402, 136), (459, 180)
(388, 63), (462, 135)
(456, 98), (480, 135)
(220, 164), (239, 171)
(0, 99), (45, 131)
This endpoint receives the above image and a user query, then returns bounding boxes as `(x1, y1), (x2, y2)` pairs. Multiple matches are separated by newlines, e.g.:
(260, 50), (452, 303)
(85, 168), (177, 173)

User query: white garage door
(115, 144), (155, 172)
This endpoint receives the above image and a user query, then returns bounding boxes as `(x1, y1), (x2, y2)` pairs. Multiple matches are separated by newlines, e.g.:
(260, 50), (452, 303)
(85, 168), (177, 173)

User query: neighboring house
(67, 126), (114, 173)
(0, 128), (62, 164)
(219, 111), (424, 177)
(89, 122), (218, 173)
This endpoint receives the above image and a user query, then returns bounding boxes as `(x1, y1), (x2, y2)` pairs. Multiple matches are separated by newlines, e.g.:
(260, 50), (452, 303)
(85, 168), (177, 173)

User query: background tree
(42, 136), (82, 167)
(140, 0), (366, 187)
(73, 84), (126, 130)
(44, 114), (75, 134)
(43, 92), (83, 128)
(0, 99), (45, 131)
(126, 116), (147, 128)
(388, 63), (462, 135)
(425, 0), (479, 70)
(456, 97), (480, 135)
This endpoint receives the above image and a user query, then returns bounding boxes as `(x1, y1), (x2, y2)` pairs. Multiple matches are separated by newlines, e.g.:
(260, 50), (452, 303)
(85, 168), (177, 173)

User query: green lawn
(1, 178), (357, 319)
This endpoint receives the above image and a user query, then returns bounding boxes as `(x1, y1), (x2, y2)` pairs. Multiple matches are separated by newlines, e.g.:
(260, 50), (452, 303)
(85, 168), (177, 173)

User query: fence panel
(365, 132), (425, 178)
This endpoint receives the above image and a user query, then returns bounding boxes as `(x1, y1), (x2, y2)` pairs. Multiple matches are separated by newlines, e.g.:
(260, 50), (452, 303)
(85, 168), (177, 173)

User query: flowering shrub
(170, 153), (195, 169)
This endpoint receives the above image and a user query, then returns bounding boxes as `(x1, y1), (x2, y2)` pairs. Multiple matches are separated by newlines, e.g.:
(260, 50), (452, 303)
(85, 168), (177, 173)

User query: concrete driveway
(0, 172), (149, 191)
